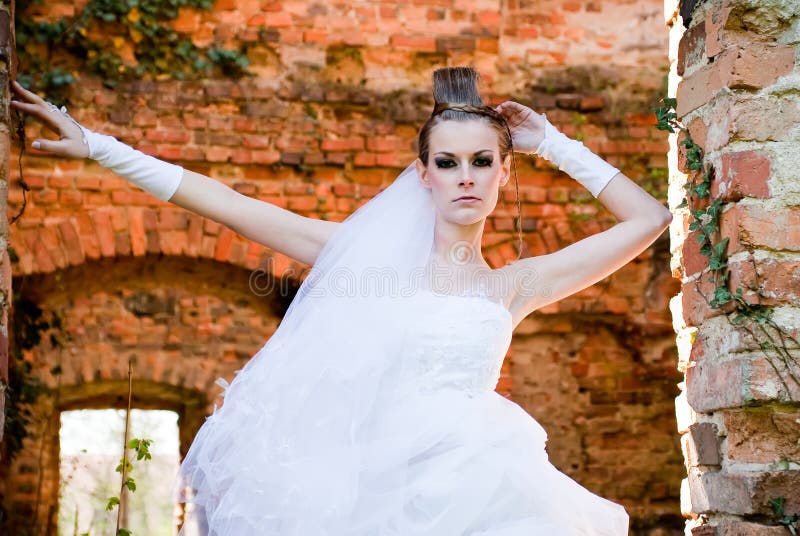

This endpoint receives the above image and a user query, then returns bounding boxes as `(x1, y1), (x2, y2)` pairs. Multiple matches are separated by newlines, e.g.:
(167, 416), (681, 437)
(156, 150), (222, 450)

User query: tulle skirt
(175, 377), (629, 536)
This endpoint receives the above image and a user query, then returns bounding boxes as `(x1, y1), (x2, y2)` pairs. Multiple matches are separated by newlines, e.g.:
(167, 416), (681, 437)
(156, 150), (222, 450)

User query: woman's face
(416, 119), (511, 226)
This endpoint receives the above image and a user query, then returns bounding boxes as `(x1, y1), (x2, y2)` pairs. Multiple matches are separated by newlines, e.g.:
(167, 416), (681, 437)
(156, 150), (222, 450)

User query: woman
(11, 66), (671, 535)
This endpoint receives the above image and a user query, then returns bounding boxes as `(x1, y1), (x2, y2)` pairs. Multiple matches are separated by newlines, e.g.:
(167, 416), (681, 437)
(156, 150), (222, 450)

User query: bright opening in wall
(59, 408), (180, 536)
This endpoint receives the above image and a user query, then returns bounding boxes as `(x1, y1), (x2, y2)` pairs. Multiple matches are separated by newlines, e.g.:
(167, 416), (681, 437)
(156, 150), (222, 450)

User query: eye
(474, 157), (493, 167)
(434, 158), (455, 168)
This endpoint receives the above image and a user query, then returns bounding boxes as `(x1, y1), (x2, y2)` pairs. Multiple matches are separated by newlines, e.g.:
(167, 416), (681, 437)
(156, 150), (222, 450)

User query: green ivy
(16, 0), (251, 104)
(0, 295), (64, 462)
(770, 497), (799, 535)
(654, 98), (800, 393)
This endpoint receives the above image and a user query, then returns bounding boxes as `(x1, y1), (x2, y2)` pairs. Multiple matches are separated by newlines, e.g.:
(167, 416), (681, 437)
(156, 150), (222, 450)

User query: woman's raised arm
(10, 80), (338, 266)
(494, 100), (672, 326)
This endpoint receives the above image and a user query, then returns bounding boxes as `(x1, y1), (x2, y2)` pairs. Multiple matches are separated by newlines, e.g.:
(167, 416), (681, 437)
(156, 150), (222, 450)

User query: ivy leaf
(115, 458), (133, 473)
(710, 286), (732, 307)
(693, 182), (709, 197)
(106, 496), (120, 511)
(709, 256), (727, 270)
(708, 257), (728, 270)
(771, 497), (786, 517)
(714, 238), (729, 256)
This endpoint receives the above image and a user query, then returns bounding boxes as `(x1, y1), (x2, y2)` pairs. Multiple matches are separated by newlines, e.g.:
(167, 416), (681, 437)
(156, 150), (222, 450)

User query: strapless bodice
(395, 289), (513, 398)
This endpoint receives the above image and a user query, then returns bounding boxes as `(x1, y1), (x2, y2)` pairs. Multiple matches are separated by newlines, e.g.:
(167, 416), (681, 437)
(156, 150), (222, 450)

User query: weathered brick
(676, 43), (796, 117)
(686, 353), (800, 413)
(59, 190), (83, 206)
(390, 35), (436, 51)
(727, 256), (800, 306)
(715, 520), (793, 535)
(286, 195), (317, 211)
(723, 407), (800, 464)
(687, 467), (800, 516)
(684, 422), (722, 467)
(677, 18), (707, 76)
(682, 229), (708, 278)
(320, 137), (364, 151)
(714, 151), (771, 202)
(720, 203), (800, 254)
(703, 93), (800, 153)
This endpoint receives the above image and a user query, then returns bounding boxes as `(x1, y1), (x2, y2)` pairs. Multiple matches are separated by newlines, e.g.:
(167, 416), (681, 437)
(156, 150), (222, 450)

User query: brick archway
(10, 206), (310, 278)
(3, 254), (288, 534)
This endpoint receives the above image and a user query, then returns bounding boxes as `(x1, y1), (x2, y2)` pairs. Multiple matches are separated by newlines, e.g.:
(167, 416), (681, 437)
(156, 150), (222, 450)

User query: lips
(454, 196), (481, 202)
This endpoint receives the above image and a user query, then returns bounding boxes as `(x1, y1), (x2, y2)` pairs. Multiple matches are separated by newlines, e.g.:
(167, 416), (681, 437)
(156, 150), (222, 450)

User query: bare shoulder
(491, 255), (554, 326)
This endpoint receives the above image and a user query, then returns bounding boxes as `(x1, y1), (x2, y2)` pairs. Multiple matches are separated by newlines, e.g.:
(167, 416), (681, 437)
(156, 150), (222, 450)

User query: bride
(12, 66), (671, 535)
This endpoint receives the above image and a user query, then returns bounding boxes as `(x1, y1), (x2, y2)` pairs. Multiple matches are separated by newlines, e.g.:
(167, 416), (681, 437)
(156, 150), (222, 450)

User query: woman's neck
(429, 217), (489, 270)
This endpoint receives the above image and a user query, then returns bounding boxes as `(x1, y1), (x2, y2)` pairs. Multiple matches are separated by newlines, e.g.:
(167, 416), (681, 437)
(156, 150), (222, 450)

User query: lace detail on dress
(420, 275), (510, 309)
(398, 290), (512, 398)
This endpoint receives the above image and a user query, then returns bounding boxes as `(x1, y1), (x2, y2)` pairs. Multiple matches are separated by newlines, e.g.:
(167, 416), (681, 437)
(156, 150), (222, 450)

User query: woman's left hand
(494, 101), (546, 155)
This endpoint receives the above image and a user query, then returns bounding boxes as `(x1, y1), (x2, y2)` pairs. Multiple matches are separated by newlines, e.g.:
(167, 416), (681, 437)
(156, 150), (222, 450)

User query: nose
(458, 168), (474, 187)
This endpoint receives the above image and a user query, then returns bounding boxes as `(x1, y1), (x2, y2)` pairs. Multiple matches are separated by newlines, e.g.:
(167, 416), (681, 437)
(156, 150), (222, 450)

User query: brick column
(0, 0), (13, 444)
(668, 0), (800, 533)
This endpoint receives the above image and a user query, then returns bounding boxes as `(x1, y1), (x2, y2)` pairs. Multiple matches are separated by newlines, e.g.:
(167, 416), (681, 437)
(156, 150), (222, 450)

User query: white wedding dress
(174, 162), (629, 535)
(176, 286), (629, 535)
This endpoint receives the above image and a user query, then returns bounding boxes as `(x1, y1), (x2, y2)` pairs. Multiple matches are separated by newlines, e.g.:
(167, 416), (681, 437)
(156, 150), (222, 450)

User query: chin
(446, 211), (489, 226)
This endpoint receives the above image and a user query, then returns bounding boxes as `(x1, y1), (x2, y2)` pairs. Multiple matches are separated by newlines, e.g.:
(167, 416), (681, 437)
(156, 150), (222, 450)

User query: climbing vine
(88, 358), (154, 536)
(15, 0), (251, 105)
(0, 293), (64, 463)
(654, 98), (800, 395)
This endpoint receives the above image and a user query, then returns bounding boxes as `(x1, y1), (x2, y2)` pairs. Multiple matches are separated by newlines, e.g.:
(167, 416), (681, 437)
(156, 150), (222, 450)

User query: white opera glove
(78, 125), (184, 202)
(48, 102), (184, 202)
(534, 114), (620, 198)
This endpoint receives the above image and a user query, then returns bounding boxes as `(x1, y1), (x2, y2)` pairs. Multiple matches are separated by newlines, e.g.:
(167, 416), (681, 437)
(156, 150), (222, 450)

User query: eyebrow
(433, 150), (494, 157)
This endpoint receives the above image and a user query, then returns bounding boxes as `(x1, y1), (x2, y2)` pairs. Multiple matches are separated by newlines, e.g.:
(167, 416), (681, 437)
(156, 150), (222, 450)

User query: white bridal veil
(176, 161), (440, 533)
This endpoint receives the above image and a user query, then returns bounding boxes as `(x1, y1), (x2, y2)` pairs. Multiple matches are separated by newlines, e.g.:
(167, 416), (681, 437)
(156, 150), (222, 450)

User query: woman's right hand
(10, 80), (90, 159)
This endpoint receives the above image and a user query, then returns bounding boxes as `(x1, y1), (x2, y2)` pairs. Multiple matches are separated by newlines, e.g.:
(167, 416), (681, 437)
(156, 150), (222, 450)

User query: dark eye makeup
(434, 157), (493, 168)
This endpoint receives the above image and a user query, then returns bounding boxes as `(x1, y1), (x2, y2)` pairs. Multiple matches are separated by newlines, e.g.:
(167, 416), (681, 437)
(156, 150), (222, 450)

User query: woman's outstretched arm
(10, 80), (338, 266)
(169, 169), (337, 265)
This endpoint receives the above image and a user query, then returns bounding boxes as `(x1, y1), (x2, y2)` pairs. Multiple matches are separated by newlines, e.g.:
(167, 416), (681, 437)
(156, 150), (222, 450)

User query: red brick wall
(668, 0), (800, 533)
(3, 1), (683, 534)
(0, 0), (12, 446)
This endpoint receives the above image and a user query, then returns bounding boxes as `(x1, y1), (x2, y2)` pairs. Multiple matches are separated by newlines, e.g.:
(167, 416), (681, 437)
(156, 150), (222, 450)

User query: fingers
(10, 100), (42, 115)
(31, 138), (63, 152)
(10, 82), (75, 135)
(495, 101), (527, 119)
(10, 99), (63, 135)
(11, 80), (47, 106)
(498, 101), (527, 113)
(30, 137), (86, 159)
(500, 101), (537, 119)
